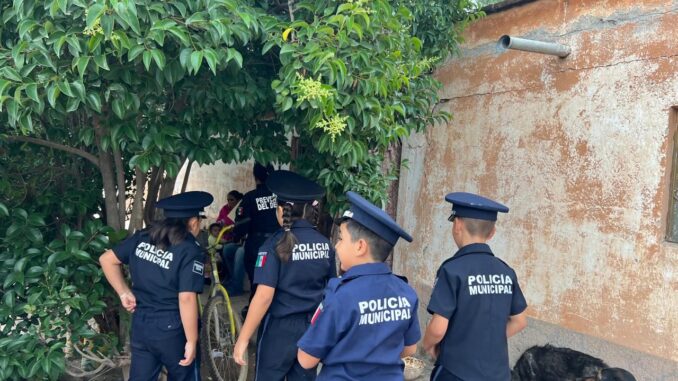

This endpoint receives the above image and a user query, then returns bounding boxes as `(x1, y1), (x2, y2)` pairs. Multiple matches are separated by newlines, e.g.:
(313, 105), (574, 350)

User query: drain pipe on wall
(498, 35), (571, 58)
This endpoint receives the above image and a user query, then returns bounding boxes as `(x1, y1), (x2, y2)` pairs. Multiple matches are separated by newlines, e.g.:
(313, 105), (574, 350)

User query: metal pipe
(498, 35), (571, 58)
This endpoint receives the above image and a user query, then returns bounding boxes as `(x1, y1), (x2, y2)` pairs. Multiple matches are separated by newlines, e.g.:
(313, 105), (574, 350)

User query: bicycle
(200, 224), (248, 381)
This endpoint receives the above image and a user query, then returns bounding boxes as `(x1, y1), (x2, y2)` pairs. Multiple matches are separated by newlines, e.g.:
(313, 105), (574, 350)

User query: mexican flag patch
(310, 303), (323, 325)
(255, 252), (267, 267)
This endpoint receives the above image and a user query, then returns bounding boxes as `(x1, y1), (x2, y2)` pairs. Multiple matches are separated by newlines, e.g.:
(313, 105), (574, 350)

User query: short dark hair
(461, 217), (495, 238)
(341, 219), (394, 262)
(253, 162), (273, 182)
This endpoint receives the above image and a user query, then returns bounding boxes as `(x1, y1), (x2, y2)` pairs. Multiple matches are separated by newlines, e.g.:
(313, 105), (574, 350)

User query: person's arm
(233, 285), (275, 365)
(507, 310), (527, 338)
(232, 195), (251, 242)
(297, 349), (321, 369)
(422, 314), (449, 359)
(178, 292), (199, 366)
(400, 344), (417, 358)
(99, 250), (136, 312)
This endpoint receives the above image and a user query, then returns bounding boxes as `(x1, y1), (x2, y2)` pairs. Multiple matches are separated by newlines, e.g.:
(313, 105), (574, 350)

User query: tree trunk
(129, 167), (147, 233)
(113, 147), (127, 228)
(382, 140), (403, 269)
(180, 160), (194, 193)
(144, 166), (162, 224)
(94, 116), (123, 231)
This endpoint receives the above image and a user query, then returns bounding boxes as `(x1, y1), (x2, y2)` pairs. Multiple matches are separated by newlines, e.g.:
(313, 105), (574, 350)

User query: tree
(0, 0), (481, 378)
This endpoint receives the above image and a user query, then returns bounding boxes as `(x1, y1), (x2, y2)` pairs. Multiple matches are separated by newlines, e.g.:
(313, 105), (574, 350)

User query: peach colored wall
(394, 0), (678, 361)
(174, 161), (256, 221)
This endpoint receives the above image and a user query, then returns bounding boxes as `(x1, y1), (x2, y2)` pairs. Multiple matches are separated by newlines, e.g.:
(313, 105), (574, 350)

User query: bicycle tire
(201, 294), (247, 381)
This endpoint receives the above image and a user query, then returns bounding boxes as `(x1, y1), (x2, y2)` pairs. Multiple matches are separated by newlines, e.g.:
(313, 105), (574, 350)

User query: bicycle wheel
(201, 294), (247, 381)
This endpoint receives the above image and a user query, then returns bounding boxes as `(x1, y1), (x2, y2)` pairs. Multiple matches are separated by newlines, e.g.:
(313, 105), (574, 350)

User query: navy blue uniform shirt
(427, 243), (527, 381)
(254, 220), (336, 318)
(232, 184), (278, 242)
(298, 262), (421, 380)
(113, 231), (204, 313)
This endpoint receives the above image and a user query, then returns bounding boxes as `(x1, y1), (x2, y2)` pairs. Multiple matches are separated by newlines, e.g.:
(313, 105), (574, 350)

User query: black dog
(511, 345), (636, 381)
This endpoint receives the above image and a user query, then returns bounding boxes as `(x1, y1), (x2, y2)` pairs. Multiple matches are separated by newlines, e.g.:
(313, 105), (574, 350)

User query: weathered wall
(395, 0), (678, 364)
(174, 161), (256, 220)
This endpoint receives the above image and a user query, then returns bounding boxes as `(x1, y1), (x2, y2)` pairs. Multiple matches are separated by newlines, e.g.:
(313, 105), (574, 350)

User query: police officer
(297, 191), (421, 380)
(232, 162), (279, 303)
(422, 192), (528, 381)
(233, 170), (336, 381)
(99, 191), (212, 381)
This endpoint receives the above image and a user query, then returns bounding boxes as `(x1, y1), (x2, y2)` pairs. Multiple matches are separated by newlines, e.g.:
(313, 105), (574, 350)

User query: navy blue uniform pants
(254, 313), (317, 381)
(430, 365), (464, 381)
(129, 311), (201, 381)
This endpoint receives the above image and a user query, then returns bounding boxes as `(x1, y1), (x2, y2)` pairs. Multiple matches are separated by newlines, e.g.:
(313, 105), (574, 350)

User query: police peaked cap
(156, 191), (214, 218)
(445, 192), (508, 221)
(266, 170), (325, 204)
(340, 191), (412, 246)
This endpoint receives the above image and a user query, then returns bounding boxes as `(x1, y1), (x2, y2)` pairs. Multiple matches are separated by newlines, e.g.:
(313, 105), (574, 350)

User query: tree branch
(288, 0), (295, 22)
(4, 135), (100, 168)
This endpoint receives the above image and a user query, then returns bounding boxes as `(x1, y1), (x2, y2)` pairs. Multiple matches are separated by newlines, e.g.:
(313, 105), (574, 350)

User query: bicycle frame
(201, 225), (238, 337)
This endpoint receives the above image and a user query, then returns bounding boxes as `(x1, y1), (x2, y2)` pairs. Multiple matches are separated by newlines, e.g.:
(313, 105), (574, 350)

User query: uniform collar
(452, 242), (494, 260)
(292, 220), (314, 229)
(342, 262), (391, 280)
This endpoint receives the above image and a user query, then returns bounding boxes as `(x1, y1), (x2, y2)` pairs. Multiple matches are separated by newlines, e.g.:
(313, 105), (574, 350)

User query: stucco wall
(394, 0), (678, 363)
(174, 161), (256, 221)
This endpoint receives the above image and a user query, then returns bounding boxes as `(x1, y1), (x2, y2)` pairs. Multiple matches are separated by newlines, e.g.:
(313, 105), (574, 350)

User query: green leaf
(112, 98), (124, 119)
(0, 203), (8, 217)
(3, 67), (23, 82)
(73, 250), (92, 261)
(25, 83), (39, 103)
(127, 45), (145, 61)
(190, 50), (203, 73)
(151, 49), (165, 70)
(142, 50), (152, 71)
(168, 26), (190, 45)
(0, 79), (10, 96)
(76, 56), (90, 77)
(56, 81), (74, 98)
(179, 48), (192, 67)
(93, 55), (109, 70)
(226, 48), (243, 68)
(203, 49), (217, 75)
(86, 4), (105, 29)
(86, 93), (102, 113)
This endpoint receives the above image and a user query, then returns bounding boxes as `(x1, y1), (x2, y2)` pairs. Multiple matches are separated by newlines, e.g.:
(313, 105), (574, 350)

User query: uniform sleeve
(177, 246), (205, 293)
(427, 266), (458, 319)
(232, 193), (252, 242)
(510, 273), (528, 315)
(327, 248), (337, 279)
(297, 289), (346, 359)
(253, 240), (279, 287)
(111, 232), (142, 264)
(404, 297), (422, 346)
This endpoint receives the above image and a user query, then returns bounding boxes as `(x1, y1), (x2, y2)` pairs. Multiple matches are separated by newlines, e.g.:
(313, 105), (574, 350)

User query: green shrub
(0, 203), (113, 380)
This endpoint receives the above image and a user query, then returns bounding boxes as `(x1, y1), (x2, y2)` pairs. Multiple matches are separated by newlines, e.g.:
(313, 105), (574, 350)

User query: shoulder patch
(255, 251), (268, 267)
(237, 206), (244, 217)
(192, 261), (204, 275)
(310, 302), (323, 325)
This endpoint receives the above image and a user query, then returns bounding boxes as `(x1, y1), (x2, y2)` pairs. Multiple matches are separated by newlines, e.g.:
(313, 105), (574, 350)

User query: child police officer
(297, 191), (421, 380)
(233, 170), (336, 381)
(423, 192), (528, 381)
(99, 191), (212, 381)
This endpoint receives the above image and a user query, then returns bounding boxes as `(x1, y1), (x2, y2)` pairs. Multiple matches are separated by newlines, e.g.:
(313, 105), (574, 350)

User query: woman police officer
(233, 170), (336, 381)
(99, 191), (213, 381)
